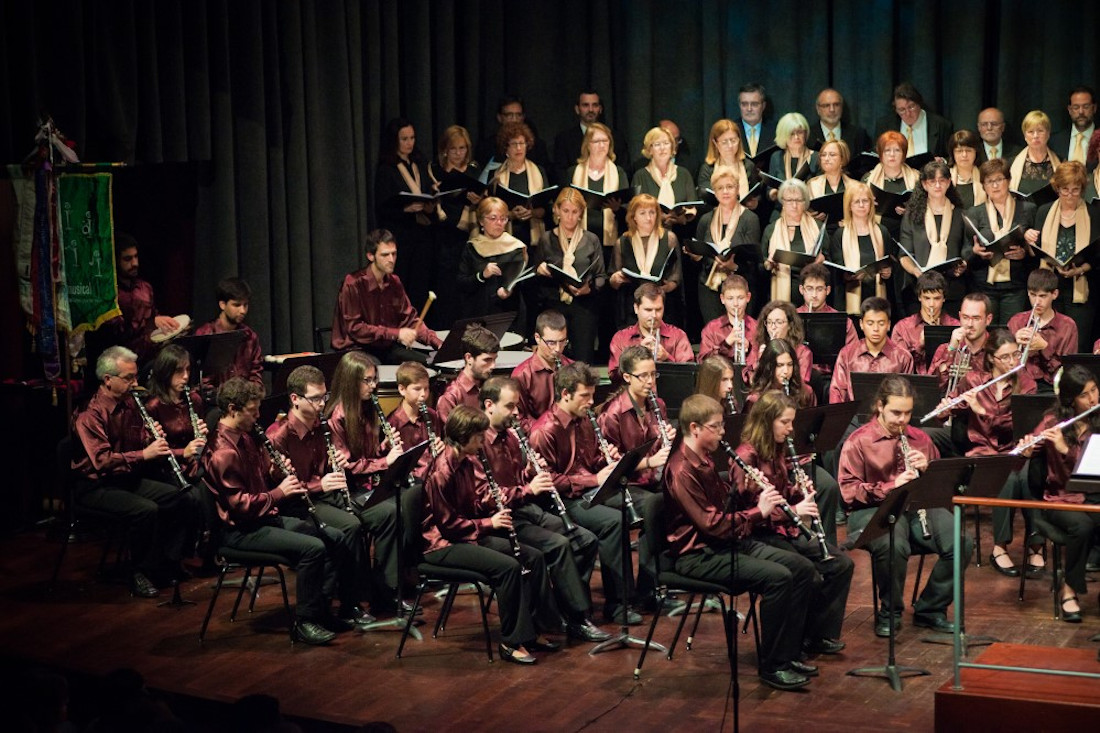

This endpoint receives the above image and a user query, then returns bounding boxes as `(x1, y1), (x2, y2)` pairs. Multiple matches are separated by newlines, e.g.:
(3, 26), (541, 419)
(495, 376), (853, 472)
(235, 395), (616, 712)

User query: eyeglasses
(540, 337), (569, 348)
(483, 214), (509, 223)
(895, 102), (920, 115)
(627, 371), (659, 382)
(781, 198), (806, 205)
(994, 351), (1022, 363)
(297, 393), (330, 406)
(589, 137), (610, 145)
(978, 121), (1004, 129)
(765, 319), (788, 328)
(507, 140), (527, 148)
(111, 373), (138, 384)
(717, 138), (738, 148)
(984, 177), (1007, 186)
(362, 377), (379, 386)
(650, 140), (672, 149)
(701, 421), (725, 433)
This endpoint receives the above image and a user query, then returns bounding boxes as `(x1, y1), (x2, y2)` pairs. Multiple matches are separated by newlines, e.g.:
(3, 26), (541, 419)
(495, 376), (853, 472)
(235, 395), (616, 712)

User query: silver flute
(785, 437), (833, 561)
(898, 433), (930, 540)
(1011, 403), (1100, 456)
(320, 415), (355, 513)
(130, 389), (189, 489)
(509, 418), (576, 533)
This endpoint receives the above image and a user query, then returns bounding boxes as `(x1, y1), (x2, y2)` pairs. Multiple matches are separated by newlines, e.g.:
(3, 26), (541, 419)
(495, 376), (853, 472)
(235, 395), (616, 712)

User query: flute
(320, 415), (355, 513)
(509, 418), (576, 533)
(920, 363), (1025, 423)
(785, 437), (833, 561)
(478, 450), (530, 575)
(898, 433), (931, 540)
(131, 389), (189, 489)
(1010, 403), (1100, 456)
(253, 423), (326, 529)
(721, 439), (811, 537)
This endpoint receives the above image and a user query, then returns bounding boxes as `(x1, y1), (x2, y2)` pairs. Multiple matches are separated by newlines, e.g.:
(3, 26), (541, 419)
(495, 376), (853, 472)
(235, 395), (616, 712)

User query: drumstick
(412, 291), (436, 329)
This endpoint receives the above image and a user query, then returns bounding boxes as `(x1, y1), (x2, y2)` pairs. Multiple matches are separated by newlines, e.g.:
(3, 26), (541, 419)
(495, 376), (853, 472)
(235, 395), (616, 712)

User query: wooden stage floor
(2, 518), (1098, 732)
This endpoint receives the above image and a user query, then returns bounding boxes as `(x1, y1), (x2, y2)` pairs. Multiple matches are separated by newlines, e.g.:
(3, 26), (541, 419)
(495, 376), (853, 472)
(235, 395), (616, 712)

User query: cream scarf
(495, 160), (547, 244)
(630, 231), (662, 277)
(865, 164), (919, 224)
(646, 162), (679, 209)
(703, 205), (744, 291)
(571, 163), (620, 246)
(782, 149), (812, 179)
(984, 197), (1016, 284)
(556, 226), (585, 304)
(1009, 148), (1061, 189)
(841, 222), (886, 313)
(469, 231), (527, 259)
(768, 213), (820, 301)
(923, 201), (955, 266)
(951, 166), (986, 206)
(397, 159), (433, 226)
(1040, 202), (1091, 303)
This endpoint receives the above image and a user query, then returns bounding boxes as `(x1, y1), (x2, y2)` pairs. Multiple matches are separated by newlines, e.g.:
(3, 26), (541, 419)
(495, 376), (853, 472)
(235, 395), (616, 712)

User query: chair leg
(435, 583), (458, 637)
(911, 555), (926, 607)
(668, 592), (696, 657)
(248, 566), (266, 613)
(973, 506), (982, 567)
(397, 581), (428, 659)
(483, 586), (497, 616)
(199, 565), (230, 643)
(634, 586), (666, 679)
(473, 583), (494, 663)
(741, 592), (756, 634)
(273, 566), (294, 638)
(48, 521), (76, 593)
(230, 567), (252, 621)
(687, 594), (709, 650)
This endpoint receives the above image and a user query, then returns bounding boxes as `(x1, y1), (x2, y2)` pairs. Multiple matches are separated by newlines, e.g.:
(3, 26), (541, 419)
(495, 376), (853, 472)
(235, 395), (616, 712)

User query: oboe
(510, 418), (576, 533)
(721, 439), (811, 538)
(320, 416), (355, 513)
(898, 433), (930, 540)
(253, 423), (326, 529)
(586, 408), (642, 527)
(418, 401), (441, 458)
(477, 450), (530, 574)
(785, 438), (833, 561)
(130, 389), (189, 489)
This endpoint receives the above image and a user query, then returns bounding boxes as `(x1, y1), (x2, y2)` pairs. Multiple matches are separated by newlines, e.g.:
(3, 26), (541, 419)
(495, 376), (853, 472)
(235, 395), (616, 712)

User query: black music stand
(352, 440), (429, 640)
(923, 326), (955, 370)
(801, 312), (851, 365)
(1010, 394), (1053, 441)
(430, 312), (517, 366)
(176, 330), (247, 387)
(851, 373), (943, 426)
(790, 402), (861, 456)
(654, 362), (699, 420)
(585, 438), (662, 656)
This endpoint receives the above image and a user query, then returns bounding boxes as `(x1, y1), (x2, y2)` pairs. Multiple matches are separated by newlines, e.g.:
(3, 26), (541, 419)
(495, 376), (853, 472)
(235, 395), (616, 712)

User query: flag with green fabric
(56, 173), (120, 333)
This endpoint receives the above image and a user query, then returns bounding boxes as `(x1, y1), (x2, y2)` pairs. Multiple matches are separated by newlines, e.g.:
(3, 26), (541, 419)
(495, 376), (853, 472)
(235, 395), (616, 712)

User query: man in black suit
(551, 90), (630, 182)
(1049, 86), (1096, 165)
(733, 83), (777, 160)
(475, 95), (552, 182)
(873, 82), (954, 159)
(807, 88), (871, 155)
(976, 108), (1022, 162)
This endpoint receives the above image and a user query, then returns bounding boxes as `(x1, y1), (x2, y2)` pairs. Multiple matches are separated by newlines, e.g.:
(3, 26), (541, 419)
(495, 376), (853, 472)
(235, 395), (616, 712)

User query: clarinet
(586, 408), (642, 528)
(478, 450), (530, 575)
(647, 390), (673, 451)
(785, 438), (834, 561)
(782, 378), (791, 396)
(899, 433), (931, 540)
(721, 439), (811, 538)
(418, 401), (441, 458)
(370, 393), (401, 449)
(253, 423), (326, 529)
(725, 390), (738, 416)
(185, 391), (206, 462)
(130, 389), (189, 489)
(320, 416), (355, 513)
(510, 418), (577, 533)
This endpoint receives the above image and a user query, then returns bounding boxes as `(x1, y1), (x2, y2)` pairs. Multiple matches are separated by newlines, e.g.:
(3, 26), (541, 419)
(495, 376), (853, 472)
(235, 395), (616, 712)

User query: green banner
(57, 173), (120, 333)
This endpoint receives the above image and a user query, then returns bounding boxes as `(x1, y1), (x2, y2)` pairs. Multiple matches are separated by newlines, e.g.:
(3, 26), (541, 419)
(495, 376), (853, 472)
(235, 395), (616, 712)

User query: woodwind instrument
(412, 290), (437, 329)
(920, 363), (1026, 423)
(898, 433), (930, 540)
(586, 408), (642, 527)
(418, 401), (441, 458)
(185, 392), (206, 462)
(1010, 403), (1100, 455)
(647, 388), (673, 452)
(370, 394), (401, 450)
(509, 418), (576, 533)
(944, 344), (971, 395)
(253, 423), (326, 529)
(1017, 302), (1042, 367)
(725, 389), (738, 416)
(320, 415), (355, 513)
(130, 389), (189, 489)
(477, 450), (530, 574)
(721, 439), (811, 537)
(785, 437), (833, 561)
(782, 378), (791, 396)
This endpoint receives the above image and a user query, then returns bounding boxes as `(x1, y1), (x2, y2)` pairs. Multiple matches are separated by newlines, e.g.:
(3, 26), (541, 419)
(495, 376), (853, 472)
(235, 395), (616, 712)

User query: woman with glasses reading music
(458, 196), (529, 331)
(762, 180), (823, 306)
(898, 161), (967, 317)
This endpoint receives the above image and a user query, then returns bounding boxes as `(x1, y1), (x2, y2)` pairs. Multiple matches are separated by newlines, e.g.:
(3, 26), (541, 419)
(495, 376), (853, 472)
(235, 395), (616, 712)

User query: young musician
(597, 346), (676, 490)
(664, 394), (815, 691)
(143, 345), (208, 485)
(511, 310), (573, 425)
(928, 292), (994, 389)
(607, 282), (693, 382)
(530, 363), (646, 625)
(890, 271), (960, 375)
(386, 361), (445, 481)
(72, 346), (203, 598)
(695, 354), (739, 414)
(796, 263), (858, 387)
(422, 405), (560, 664)
(744, 340), (817, 411)
(478, 377), (610, 642)
(1014, 365), (1100, 622)
(744, 300), (813, 384)
(734, 391), (854, 655)
(697, 275), (756, 363)
(192, 277), (263, 390)
(266, 366), (373, 629)
(323, 350), (408, 616)
(838, 376), (972, 637)
(1008, 269), (1079, 392)
(331, 229), (442, 364)
(829, 297), (914, 404)
(203, 377), (348, 645)
(436, 324), (500, 421)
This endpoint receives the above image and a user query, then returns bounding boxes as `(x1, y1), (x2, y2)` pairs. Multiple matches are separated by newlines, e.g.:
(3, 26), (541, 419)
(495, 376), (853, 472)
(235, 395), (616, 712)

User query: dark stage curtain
(2, 0), (1098, 358)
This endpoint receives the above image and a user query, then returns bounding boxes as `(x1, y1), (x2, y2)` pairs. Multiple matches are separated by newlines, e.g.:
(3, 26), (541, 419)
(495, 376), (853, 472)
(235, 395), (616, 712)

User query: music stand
(1060, 354), (1100, 388)
(655, 362), (699, 420)
(1067, 434), (1100, 494)
(790, 402), (861, 456)
(1010, 394), (1053, 441)
(176, 331), (247, 386)
(850, 373), (943, 426)
(429, 312), (517, 366)
(351, 440), (429, 640)
(923, 326), (955, 370)
(711, 414), (747, 475)
(584, 438), (663, 656)
(801, 313), (851, 365)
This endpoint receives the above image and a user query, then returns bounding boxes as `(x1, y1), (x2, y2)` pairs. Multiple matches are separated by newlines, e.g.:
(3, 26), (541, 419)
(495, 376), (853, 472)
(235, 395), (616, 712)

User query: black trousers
(979, 284), (1028, 328)
(755, 533), (854, 642)
(992, 469), (1034, 546)
(674, 540), (814, 674)
(222, 516), (341, 620)
(848, 506), (973, 617)
(565, 489), (647, 614)
(76, 477), (202, 575)
(556, 297), (600, 364)
(1043, 506), (1100, 596)
(282, 493), (363, 610)
(354, 494), (400, 602)
(515, 503), (598, 618)
(813, 465), (841, 546)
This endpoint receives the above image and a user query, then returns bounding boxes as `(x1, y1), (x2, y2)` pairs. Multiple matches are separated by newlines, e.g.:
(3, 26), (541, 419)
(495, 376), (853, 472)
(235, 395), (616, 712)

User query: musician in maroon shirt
(697, 275), (756, 362)
(928, 292), (994, 390)
(266, 366), (373, 629)
(436, 324), (500, 421)
(386, 361), (445, 481)
(608, 283), (694, 382)
(72, 345), (201, 598)
(597, 346), (675, 489)
(796, 264), (858, 374)
(829, 297), (914, 404)
(511, 310), (573, 425)
(331, 229), (442, 364)
(422, 405), (560, 664)
(664, 394), (814, 691)
(838, 376), (971, 637)
(142, 345), (208, 482)
(891, 271), (960, 375)
(193, 277), (263, 391)
(202, 377), (346, 645)
(1008, 269), (1078, 392)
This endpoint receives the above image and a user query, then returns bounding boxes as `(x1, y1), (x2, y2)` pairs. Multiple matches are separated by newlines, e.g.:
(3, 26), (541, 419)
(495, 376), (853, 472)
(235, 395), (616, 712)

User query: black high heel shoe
(499, 643), (537, 665)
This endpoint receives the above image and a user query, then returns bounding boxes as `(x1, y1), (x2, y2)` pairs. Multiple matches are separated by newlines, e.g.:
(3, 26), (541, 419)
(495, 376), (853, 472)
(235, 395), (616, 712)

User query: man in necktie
(809, 88), (869, 154)
(873, 82), (954, 159)
(1052, 86), (1096, 164)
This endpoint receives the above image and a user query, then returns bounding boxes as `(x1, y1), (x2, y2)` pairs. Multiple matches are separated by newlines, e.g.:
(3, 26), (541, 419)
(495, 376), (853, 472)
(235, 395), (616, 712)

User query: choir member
(607, 283), (694, 382)
(898, 161), (967, 316)
(436, 324), (500, 421)
(474, 95), (552, 177)
(947, 130), (985, 209)
(807, 139), (857, 230)
(1008, 269), (1079, 391)
(976, 108), (1020, 162)
(566, 122), (630, 249)
(331, 229), (442, 364)
(697, 274), (756, 363)
(457, 196), (529, 330)
(490, 121), (551, 247)
(808, 88), (871, 155)
(511, 310), (572, 425)
(608, 194), (683, 327)
(762, 179), (824, 304)
(829, 297), (914, 404)
(631, 126), (697, 230)
(744, 301), (813, 385)
(697, 119), (761, 212)
(193, 277), (263, 391)
(554, 91), (629, 182)
(1050, 86), (1096, 164)
(862, 131), (919, 240)
(1010, 110), (1060, 195)
(872, 83), (954, 159)
(768, 113), (818, 188)
(839, 376), (971, 636)
(827, 181), (893, 314)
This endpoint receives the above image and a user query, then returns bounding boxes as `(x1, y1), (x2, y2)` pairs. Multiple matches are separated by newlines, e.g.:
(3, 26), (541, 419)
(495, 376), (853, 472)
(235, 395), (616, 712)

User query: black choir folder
(869, 184), (913, 217)
(962, 215), (1026, 266)
(547, 261), (596, 288)
(621, 248), (675, 283)
(895, 242), (963, 275)
(809, 191), (846, 222)
(494, 184), (560, 210)
(1028, 237), (1100, 270)
(825, 255), (893, 280)
(569, 184), (633, 210)
(770, 224), (827, 269)
(658, 199), (705, 217)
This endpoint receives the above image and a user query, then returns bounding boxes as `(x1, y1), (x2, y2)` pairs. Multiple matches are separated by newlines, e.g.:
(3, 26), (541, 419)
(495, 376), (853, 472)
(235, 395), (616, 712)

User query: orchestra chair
(634, 492), (758, 680)
(314, 326), (333, 354)
(1021, 453), (1068, 618)
(49, 436), (134, 593)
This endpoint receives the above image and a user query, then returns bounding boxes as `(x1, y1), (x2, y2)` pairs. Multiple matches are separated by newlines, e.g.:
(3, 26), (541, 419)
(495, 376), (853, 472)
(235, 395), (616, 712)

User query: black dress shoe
(913, 613), (954, 633)
(528, 637), (562, 652)
(786, 660), (819, 677)
(1060, 596), (1083, 623)
(874, 615), (901, 638)
(567, 620), (613, 643)
(989, 552), (1020, 578)
(130, 572), (160, 599)
(499, 643), (537, 665)
(293, 620), (336, 646)
(758, 668), (810, 691)
(603, 607), (643, 625)
(803, 637), (846, 655)
(339, 606), (378, 628)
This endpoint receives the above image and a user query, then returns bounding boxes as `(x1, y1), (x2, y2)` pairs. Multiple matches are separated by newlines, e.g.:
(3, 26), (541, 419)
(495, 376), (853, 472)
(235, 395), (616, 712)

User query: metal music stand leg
(362, 475), (422, 641)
